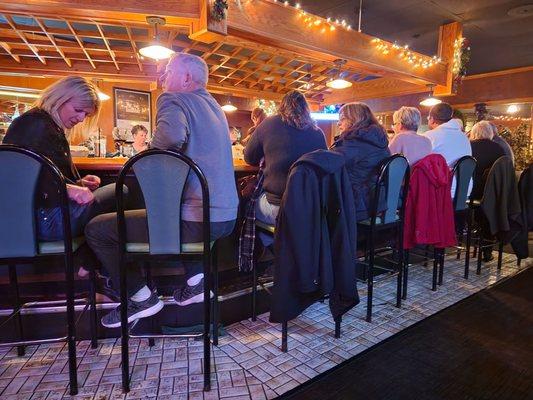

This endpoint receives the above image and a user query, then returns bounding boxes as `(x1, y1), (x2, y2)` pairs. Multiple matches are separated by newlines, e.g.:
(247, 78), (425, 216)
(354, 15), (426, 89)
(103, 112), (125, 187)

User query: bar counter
(73, 157), (258, 174)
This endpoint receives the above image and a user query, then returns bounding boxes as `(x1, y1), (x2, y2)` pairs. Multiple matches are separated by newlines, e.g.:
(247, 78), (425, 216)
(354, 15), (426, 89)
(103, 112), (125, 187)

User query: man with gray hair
(86, 53), (239, 328)
(389, 106), (432, 165)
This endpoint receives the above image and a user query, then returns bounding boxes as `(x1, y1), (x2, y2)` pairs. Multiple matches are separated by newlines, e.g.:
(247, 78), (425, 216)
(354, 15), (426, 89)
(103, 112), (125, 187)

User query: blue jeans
(255, 192), (279, 247)
(37, 183), (119, 241)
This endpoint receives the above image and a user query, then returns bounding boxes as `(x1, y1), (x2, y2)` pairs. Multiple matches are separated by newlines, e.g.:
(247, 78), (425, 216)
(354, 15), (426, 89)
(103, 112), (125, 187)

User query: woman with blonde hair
(244, 90), (326, 244)
(3, 76), (117, 241)
(331, 102), (391, 221)
(469, 120), (506, 201)
(242, 107), (267, 146)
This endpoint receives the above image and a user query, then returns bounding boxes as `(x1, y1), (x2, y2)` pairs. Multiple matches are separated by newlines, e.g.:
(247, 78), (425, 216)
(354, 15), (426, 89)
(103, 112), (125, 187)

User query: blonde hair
(278, 91), (315, 130)
(339, 102), (382, 134)
(393, 106), (421, 131)
(35, 76), (100, 131)
(470, 120), (495, 141)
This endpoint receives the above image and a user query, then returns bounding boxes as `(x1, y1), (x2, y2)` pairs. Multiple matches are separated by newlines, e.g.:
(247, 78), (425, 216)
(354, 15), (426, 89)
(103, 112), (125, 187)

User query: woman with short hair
(244, 91), (327, 242)
(3, 76), (116, 241)
(131, 124), (148, 154)
(469, 120), (506, 201)
(331, 102), (391, 221)
(389, 106), (432, 165)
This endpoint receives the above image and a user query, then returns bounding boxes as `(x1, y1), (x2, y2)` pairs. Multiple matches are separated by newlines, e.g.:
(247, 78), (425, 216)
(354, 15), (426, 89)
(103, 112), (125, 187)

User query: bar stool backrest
(452, 156), (476, 211)
(371, 154), (410, 224)
(116, 149), (210, 255)
(0, 145), (71, 258)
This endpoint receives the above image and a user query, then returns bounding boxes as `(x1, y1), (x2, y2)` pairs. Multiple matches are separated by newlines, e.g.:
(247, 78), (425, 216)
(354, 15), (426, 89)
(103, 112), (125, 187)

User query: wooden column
(189, 0), (227, 43)
(435, 22), (463, 96)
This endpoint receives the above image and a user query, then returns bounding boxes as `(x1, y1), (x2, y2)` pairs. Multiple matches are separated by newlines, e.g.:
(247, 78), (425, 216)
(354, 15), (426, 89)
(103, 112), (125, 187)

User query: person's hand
(67, 184), (95, 205)
(79, 174), (101, 191)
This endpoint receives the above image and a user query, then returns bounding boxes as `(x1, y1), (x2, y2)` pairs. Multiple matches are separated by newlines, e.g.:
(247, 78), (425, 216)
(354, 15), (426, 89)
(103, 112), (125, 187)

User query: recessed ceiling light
(507, 4), (533, 17)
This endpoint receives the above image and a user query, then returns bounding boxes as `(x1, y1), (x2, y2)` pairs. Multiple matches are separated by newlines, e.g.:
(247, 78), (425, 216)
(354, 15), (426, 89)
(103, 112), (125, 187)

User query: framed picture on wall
(113, 88), (152, 140)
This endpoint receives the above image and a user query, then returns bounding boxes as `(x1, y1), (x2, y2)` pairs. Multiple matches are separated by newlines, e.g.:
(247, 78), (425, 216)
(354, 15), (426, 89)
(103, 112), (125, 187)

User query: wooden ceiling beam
(64, 20), (96, 69)
(32, 16), (71, 67)
(94, 22), (119, 71)
(125, 25), (143, 72)
(0, 41), (20, 63)
(3, 14), (46, 65)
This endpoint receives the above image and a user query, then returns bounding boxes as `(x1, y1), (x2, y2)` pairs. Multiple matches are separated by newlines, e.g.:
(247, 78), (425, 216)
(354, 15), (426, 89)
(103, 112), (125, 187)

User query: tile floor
(0, 253), (530, 399)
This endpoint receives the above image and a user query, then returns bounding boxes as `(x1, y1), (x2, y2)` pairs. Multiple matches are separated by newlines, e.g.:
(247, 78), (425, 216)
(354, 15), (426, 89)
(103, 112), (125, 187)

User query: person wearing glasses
(389, 106), (432, 165)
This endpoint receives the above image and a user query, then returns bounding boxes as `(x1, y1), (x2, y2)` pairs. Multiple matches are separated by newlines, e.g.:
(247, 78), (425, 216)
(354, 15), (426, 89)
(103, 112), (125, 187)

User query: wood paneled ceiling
(0, 12), (381, 101)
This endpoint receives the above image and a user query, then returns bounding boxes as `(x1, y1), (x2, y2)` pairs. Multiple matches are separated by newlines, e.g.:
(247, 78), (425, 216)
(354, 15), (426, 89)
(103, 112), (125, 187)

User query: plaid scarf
(238, 167), (264, 272)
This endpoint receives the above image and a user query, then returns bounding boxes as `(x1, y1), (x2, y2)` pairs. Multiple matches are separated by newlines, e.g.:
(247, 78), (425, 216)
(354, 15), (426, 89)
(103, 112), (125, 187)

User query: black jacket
(480, 156), (522, 243)
(331, 124), (391, 221)
(511, 164), (532, 259)
(270, 150), (359, 323)
(470, 139), (506, 200)
(3, 108), (79, 208)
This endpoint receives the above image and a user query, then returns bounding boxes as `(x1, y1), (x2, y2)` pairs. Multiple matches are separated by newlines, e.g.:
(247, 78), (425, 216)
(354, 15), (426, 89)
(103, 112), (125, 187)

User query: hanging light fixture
(326, 59), (352, 90)
(419, 84), (442, 107)
(221, 98), (237, 112)
(139, 16), (175, 61)
(506, 104), (519, 114)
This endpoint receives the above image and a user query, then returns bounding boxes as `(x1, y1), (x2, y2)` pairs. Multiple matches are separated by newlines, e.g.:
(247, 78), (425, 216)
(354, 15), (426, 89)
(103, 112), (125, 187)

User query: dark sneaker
(173, 278), (213, 306)
(101, 291), (164, 328)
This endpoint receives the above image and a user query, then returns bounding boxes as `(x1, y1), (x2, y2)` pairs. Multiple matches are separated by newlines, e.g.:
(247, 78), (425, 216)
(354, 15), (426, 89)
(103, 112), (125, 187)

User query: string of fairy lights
(494, 115), (531, 123)
(249, 0), (442, 70)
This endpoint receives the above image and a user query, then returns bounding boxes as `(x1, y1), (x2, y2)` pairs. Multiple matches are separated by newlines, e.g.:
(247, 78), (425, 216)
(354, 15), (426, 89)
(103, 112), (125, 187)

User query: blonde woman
(469, 120), (506, 201)
(331, 102), (390, 221)
(3, 76), (117, 241)
(389, 106), (432, 165)
(244, 91), (326, 244)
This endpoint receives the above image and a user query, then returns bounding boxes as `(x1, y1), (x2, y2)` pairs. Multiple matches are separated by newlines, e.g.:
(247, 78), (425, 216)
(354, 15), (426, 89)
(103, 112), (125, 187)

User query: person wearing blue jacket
(331, 102), (391, 221)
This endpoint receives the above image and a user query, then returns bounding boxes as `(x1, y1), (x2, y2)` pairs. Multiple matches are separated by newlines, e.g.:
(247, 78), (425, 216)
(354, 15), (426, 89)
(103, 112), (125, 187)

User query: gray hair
(167, 52), (209, 87)
(393, 106), (421, 131)
(470, 120), (494, 141)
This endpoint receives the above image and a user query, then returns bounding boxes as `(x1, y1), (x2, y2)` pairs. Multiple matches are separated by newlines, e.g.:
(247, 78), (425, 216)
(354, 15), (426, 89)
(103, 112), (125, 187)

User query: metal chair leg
(203, 250), (212, 392)
(143, 263), (155, 348)
(212, 245), (219, 346)
(120, 259), (130, 393)
(476, 237), (483, 275)
(402, 250), (409, 300)
(497, 241), (504, 270)
(464, 209), (472, 279)
(438, 249), (444, 286)
(89, 268), (98, 349)
(281, 322), (288, 352)
(65, 254), (78, 396)
(8, 264), (25, 357)
(396, 249), (403, 308)
(334, 317), (341, 339)
(251, 258), (258, 322)
(432, 248), (438, 291)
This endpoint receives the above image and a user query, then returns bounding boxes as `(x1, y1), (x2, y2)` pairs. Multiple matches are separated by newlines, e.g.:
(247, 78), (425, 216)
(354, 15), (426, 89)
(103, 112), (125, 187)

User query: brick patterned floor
(0, 253), (530, 399)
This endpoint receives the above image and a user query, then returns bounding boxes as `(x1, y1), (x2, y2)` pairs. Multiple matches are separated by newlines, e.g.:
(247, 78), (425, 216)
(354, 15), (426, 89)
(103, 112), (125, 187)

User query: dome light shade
(139, 44), (175, 60)
(221, 102), (237, 112)
(326, 78), (353, 89)
(97, 91), (110, 101)
(507, 104), (519, 114)
(420, 96), (442, 107)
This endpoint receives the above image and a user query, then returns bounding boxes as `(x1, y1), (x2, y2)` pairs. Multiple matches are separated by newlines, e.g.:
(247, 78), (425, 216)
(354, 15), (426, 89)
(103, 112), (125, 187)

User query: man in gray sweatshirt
(86, 53), (238, 328)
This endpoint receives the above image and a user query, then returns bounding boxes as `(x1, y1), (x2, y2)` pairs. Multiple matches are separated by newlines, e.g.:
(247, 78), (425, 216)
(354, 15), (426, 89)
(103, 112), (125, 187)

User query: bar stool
(115, 149), (214, 392)
(0, 144), (98, 396)
(357, 154), (410, 322)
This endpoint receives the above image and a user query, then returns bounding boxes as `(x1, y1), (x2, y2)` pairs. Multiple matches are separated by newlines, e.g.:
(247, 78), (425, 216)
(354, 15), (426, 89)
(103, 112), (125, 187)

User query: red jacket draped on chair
(404, 154), (457, 249)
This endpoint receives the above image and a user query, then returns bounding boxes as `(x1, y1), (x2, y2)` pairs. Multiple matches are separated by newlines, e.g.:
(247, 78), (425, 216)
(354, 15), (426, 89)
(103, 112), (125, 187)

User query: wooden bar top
(73, 157), (258, 173)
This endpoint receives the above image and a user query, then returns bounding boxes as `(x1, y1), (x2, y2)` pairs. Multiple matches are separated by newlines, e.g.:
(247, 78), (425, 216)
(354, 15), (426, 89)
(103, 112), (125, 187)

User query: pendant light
(419, 84), (442, 107)
(506, 104), (519, 114)
(139, 16), (175, 61)
(221, 98), (237, 112)
(326, 59), (353, 90)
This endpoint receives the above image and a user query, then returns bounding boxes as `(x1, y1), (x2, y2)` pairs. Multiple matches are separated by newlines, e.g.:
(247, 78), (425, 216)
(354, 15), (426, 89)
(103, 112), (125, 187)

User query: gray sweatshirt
(150, 88), (238, 222)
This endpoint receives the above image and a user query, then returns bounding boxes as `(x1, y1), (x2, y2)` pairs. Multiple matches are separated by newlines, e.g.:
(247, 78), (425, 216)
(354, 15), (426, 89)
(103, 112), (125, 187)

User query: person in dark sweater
(469, 121), (506, 201)
(244, 91), (327, 243)
(3, 76), (116, 241)
(331, 102), (391, 221)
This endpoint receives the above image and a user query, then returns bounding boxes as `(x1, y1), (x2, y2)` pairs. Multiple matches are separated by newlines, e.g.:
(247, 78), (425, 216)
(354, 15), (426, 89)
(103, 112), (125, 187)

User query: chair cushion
(255, 220), (276, 234)
(38, 236), (85, 255)
(358, 214), (400, 226)
(126, 241), (214, 254)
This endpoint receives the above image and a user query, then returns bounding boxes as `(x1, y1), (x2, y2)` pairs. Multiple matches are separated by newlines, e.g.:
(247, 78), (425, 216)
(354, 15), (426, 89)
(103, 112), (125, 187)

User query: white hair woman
(389, 106), (432, 165)
(3, 76), (119, 242)
(469, 120), (506, 201)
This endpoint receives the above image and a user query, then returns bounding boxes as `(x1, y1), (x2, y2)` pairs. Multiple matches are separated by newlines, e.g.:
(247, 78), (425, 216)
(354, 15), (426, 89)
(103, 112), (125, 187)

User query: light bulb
(419, 96), (442, 107)
(507, 104), (519, 114)
(139, 44), (175, 60)
(326, 79), (352, 89)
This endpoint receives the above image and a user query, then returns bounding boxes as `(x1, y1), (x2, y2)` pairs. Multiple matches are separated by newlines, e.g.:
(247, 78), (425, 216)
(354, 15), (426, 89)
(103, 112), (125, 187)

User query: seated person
(331, 102), (391, 221)
(244, 91), (327, 243)
(469, 121), (506, 200)
(241, 107), (267, 146)
(389, 106), (432, 165)
(131, 124), (148, 155)
(85, 53), (239, 328)
(3, 76), (116, 241)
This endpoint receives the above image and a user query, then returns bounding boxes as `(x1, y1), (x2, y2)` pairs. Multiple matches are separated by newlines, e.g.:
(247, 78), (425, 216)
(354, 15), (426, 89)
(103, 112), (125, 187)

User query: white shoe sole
(101, 299), (164, 329)
(175, 291), (214, 307)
